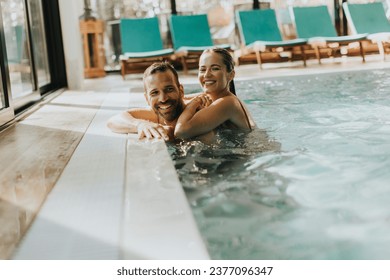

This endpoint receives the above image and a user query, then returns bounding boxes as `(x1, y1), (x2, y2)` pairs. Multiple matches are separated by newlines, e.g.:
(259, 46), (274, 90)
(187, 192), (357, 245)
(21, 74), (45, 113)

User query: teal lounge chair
(236, 9), (307, 69)
(343, 2), (390, 60)
(291, 6), (367, 64)
(169, 14), (230, 73)
(119, 17), (174, 79)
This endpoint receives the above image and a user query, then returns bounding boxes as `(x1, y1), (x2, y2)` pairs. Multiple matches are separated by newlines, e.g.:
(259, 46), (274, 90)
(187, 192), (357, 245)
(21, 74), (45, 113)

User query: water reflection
(169, 128), (281, 188)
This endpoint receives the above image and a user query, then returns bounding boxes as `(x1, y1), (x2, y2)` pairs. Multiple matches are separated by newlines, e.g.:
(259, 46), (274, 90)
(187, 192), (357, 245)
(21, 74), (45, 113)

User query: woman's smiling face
(198, 52), (233, 96)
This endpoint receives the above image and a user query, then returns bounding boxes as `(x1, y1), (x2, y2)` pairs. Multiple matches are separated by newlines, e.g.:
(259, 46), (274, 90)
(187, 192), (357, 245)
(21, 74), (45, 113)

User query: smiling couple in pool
(107, 48), (255, 141)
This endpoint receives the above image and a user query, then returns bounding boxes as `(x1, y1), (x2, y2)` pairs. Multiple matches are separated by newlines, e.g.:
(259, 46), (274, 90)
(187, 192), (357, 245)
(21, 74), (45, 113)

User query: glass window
(0, 0), (33, 99)
(0, 92), (4, 109)
(0, 71), (14, 125)
(28, 0), (50, 87)
(0, 74), (4, 108)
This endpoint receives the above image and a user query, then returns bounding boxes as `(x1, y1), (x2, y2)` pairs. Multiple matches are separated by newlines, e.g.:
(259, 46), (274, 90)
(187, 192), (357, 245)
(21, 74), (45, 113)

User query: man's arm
(107, 108), (170, 140)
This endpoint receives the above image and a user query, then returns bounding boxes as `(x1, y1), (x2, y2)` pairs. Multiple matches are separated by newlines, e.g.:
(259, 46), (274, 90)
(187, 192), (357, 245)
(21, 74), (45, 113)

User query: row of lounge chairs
(119, 2), (390, 79)
(119, 14), (228, 78)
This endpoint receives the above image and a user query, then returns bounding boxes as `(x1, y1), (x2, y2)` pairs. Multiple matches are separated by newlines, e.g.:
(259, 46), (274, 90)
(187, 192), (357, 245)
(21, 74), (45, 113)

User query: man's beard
(157, 100), (184, 123)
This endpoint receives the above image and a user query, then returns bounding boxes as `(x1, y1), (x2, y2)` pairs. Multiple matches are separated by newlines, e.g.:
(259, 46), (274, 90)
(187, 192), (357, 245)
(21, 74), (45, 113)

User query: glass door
(27, 0), (51, 88)
(0, 0), (66, 127)
(0, 0), (39, 108)
(0, 77), (14, 127)
(0, 2), (14, 127)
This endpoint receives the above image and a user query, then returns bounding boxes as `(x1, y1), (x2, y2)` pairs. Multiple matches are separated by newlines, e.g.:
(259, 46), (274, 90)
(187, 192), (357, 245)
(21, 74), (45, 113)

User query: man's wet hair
(143, 61), (180, 87)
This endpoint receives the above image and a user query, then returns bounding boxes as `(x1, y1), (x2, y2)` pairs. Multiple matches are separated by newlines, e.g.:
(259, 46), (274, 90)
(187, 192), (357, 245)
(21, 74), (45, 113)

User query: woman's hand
(189, 94), (212, 111)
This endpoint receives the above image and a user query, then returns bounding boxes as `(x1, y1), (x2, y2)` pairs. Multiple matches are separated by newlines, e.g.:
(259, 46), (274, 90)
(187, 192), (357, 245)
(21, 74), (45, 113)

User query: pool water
(169, 69), (390, 259)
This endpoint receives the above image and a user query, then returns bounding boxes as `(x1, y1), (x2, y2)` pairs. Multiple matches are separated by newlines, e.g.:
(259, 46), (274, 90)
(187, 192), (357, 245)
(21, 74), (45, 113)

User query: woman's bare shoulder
(213, 95), (244, 108)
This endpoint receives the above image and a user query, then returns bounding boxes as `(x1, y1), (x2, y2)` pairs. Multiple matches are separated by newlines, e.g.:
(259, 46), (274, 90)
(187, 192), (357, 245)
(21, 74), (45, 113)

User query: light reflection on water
(169, 69), (390, 259)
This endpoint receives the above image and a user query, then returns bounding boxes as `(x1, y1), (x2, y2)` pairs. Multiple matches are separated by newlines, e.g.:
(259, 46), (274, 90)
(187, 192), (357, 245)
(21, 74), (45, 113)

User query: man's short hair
(143, 61), (180, 87)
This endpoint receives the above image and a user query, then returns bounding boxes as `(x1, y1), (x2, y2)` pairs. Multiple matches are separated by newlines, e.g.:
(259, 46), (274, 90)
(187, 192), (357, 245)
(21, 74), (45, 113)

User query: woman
(174, 48), (255, 139)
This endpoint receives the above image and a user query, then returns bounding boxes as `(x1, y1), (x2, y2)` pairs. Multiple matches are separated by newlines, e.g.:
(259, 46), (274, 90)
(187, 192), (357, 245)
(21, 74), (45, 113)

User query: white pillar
(58, 0), (84, 90)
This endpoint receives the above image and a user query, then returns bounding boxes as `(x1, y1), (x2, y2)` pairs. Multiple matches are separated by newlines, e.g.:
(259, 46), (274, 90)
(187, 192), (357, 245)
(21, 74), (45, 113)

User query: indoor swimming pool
(169, 68), (390, 259)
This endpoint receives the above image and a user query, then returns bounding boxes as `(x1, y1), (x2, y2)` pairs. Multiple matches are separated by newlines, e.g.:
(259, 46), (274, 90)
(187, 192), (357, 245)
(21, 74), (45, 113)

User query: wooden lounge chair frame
(119, 17), (174, 79)
(169, 14), (230, 74)
(291, 5), (368, 64)
(343, 2), (390, 61)
(236, 9), (307, 69)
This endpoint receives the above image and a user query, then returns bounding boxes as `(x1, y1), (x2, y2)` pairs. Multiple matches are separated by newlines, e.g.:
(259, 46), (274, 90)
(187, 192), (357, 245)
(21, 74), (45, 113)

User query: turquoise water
(170, 69), (390, 259)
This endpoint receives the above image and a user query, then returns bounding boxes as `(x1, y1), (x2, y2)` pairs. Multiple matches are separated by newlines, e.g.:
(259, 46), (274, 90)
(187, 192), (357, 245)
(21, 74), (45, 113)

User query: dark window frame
(40, 0), (67, 94)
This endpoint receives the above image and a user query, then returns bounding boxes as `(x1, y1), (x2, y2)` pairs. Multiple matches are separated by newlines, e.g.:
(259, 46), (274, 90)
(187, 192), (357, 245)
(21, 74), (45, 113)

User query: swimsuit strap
(237, 99), (252, 130)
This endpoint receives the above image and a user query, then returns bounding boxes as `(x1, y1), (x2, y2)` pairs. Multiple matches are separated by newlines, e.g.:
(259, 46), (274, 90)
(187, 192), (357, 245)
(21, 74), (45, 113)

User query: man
(107, 61), (210, 141)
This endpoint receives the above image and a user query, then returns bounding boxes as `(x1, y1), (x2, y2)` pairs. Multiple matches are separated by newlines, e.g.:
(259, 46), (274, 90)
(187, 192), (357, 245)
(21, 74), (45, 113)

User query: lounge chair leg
(121, 60), (126, 80)
(378, 41), (386, 61)
(359, 41), (366, 63)
(314, 46), (321, 64)
(255, 51), (263, 70)
(300, 46), (307, 67)
(234, 54), (240, 66)
(181, 57), (188, 75)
